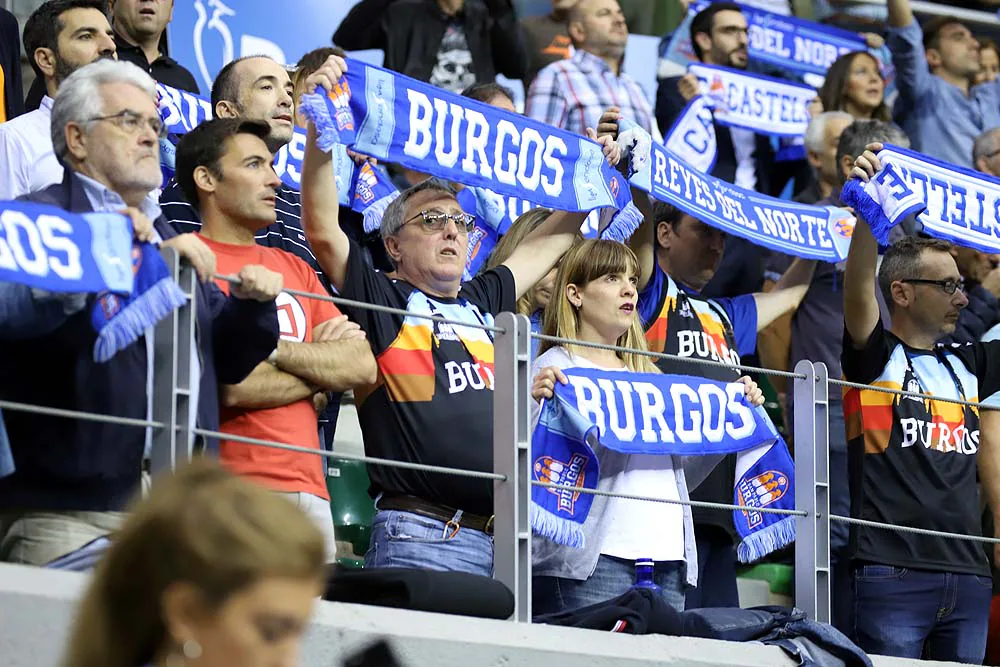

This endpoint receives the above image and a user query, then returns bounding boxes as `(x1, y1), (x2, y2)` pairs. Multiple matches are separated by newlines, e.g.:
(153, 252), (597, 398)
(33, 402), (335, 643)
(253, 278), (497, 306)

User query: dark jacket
(333, 0), (528, 84)
(656, 74), (778, 197)
(0, 8), (23, 121)
(942, 282), (1000, 346)
(0, 171), (278, 512)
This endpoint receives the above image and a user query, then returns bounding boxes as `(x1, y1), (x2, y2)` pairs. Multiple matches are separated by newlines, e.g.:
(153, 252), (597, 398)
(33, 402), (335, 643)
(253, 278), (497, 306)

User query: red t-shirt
(201, 235), (337, 499)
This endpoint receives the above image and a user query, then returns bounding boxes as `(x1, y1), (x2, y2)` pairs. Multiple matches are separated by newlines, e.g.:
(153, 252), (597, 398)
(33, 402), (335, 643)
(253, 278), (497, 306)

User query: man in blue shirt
(887, 0), (1000, 168)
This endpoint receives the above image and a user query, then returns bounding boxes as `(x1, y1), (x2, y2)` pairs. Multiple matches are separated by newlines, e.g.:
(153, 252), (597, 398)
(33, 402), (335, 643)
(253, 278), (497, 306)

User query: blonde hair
(63, 460), (327, 667)
(540, 239), (658, 373)
(484, 208), (554, 316)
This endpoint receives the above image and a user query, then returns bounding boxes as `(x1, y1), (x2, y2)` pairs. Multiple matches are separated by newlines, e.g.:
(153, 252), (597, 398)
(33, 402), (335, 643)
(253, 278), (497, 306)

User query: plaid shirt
(524, 49), (656, 138)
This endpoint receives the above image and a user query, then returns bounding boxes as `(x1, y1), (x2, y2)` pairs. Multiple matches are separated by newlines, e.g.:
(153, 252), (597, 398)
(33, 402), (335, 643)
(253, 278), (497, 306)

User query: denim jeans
(365, 509), (493, 577)
(532, 555), (686, 615)
(853, 563), (992, 664)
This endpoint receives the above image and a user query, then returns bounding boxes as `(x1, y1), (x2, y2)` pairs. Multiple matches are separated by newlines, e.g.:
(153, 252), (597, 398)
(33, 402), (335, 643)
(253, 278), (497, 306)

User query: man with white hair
(0, 60), (283, 566)
(799, 111), (855, 205)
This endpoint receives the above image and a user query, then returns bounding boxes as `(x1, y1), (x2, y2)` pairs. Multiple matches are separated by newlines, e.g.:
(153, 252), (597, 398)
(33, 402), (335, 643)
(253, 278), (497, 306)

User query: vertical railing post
(793, 359), (831, 622)
(492, 312), (532, 622)
(150, 248), (197, 477)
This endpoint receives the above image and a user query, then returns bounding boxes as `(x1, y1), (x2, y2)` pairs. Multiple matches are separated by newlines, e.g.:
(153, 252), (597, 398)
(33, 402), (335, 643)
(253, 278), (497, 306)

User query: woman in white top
(530, 239), (763, 615)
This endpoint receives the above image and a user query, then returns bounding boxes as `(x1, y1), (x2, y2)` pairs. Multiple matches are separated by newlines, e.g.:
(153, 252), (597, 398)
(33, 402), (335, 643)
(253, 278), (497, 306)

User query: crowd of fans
(5, 0), (1000, 664)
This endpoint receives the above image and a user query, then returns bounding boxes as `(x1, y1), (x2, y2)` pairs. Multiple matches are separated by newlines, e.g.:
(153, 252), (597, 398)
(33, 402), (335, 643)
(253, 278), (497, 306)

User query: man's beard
(54, 52), (116, 86)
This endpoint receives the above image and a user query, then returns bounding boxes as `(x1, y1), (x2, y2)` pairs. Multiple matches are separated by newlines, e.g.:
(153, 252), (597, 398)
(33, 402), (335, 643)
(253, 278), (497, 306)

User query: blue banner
(0, 201), (134, 294)
(622, 119), (855, 261)
(663, 95), (718, 174)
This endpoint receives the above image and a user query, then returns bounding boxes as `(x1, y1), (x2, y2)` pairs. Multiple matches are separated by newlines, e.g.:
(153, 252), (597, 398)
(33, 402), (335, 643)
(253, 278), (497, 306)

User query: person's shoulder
(534, 345), (572, 370)
(0, 106), (48, 138)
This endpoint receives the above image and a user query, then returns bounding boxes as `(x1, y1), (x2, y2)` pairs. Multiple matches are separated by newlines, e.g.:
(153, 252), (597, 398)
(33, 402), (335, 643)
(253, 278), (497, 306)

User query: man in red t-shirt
(174, 117), (377, 562)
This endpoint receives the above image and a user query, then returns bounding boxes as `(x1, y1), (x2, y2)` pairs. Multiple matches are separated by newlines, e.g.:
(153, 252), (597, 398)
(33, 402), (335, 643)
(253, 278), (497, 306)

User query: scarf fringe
(530, 503), (585, 549)
(599, 200), (644, 243)
(298, 92), (342, 153)
(93, 277), (187, 363)
(362, 191), (400, 234)
(736, 516), (797, 564)
(841, 178), (895, 245)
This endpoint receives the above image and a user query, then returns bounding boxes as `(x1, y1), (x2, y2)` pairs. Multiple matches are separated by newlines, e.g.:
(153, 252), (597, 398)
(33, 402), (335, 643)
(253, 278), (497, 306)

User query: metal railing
(4, 250), (1000, 632)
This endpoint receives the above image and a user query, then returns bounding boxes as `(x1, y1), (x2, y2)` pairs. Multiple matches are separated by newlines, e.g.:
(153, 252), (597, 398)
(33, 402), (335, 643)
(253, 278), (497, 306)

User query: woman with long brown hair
(63, 460), (327, 667)
(528, 239), (763, 616)
(817, 50), (891, 121)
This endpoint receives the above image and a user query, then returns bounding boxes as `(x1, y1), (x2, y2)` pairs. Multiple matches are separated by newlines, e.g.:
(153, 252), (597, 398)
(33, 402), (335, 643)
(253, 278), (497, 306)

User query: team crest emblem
(354, 162), (377, 205)
(329, 81), (354, 132)
(833, 215), (855, 240)
(737, 470), (789, 529)
(708, 75), (727, 109)
(535, 453), (589, 515)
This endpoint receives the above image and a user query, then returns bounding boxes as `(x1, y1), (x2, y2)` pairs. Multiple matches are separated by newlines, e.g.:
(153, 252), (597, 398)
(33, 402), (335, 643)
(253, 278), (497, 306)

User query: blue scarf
(155, 83), (399, 226)
(841, 144), (1000, 252)
(663, 95), (718, 174)
(0, 412), (12, 479)
(620, 119), (856, 261)
(297, 59), (642, 243)
(0, 200), (184, 362)
(533, 368), (795, 563)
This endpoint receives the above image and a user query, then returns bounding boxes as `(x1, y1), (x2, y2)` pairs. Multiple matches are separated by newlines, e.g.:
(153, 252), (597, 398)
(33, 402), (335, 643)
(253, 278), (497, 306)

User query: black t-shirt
(340, 240), (516, 515)
(842, 320), (1000, 576)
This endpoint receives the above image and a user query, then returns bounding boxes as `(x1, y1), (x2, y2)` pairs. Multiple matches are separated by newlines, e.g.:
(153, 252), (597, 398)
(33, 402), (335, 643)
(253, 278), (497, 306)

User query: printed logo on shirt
(445, 360), (495, 394)
(534, 453), (589, 514)
(275, 291), (307, 342)
(738, 470), (789, 529)
(678, 299), (694, 319)
(904, 377), (923, 402)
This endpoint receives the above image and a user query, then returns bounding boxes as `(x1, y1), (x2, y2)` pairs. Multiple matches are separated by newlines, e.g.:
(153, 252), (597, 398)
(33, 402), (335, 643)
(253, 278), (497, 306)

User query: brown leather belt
(379, 494), (495, 535)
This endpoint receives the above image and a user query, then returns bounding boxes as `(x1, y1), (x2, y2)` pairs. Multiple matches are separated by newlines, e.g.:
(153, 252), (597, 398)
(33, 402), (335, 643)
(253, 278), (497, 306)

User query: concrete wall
(0, 563), (966, 667)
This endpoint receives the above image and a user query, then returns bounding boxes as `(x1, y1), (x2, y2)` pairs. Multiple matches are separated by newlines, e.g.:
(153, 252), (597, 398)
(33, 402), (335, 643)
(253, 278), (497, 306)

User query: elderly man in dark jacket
(0, 59), (281, 567)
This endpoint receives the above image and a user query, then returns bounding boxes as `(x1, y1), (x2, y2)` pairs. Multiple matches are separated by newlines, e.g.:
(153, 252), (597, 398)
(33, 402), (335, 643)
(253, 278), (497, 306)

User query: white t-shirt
(532, 346), (685, 562)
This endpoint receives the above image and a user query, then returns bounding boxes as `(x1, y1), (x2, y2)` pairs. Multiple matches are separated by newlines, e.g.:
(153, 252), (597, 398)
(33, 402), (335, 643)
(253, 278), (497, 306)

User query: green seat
(326, 460), (375, 559)
(738, 563), (794, 598)
(336, 555), (365, 570)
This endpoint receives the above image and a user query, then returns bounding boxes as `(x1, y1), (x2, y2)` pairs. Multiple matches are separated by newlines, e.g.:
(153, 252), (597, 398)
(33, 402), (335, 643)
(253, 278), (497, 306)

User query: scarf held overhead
(532, 368), (796, 563)
(840, 144), (1000, 253)
(297, 58), (641, 241)
(619, 119), (856, 262)
(0, 200), (186, 362)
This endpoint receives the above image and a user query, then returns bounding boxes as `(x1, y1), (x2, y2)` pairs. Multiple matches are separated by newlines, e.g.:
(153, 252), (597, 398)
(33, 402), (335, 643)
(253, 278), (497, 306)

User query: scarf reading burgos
(0, 200), (185, 362)
(297, 59), (641, 242)
(619, 119), (856, 262)
(533, 368), (796, 563)
(840, 144), (1000, 252)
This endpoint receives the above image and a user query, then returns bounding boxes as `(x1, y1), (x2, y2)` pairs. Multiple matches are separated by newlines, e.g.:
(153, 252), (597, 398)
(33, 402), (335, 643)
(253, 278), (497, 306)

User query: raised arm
(299, 57), (352, 292)
(628, 188), (657, 292)
(751, 257), (816, 331)
(843, 144), (884, 348)
(887, 0), (914, 29)
(980, 407), (1000, 566)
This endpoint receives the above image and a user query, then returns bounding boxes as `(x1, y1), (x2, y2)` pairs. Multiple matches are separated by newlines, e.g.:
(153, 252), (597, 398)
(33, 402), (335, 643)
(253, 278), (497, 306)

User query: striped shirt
(524, 49), (655, 138)
(159, 179), (331, 293)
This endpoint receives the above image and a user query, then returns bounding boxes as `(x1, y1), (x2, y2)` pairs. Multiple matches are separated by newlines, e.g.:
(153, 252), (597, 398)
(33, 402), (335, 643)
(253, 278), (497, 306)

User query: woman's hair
(63, 460), (327, 667)
(483, 207), (555, 316)
(539, 239), (657, 373)
(818, 51), (891, 122)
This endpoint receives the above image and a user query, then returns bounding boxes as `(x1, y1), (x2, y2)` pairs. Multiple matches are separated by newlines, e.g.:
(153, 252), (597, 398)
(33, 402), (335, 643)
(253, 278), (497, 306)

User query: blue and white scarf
(533, 368), (796, 563)
(156, 83), (399, 229)
(620, 119), (856, 261)
(689, 64), (815, 138)
(0, 200), (185, 362)
(663, 95), (718, 174)
(840, 144), (1000, 252)
(297, 59), (642, 243)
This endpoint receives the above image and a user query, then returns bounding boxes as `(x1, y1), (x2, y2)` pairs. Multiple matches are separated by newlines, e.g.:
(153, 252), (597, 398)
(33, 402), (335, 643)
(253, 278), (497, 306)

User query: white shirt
(730, 127), (759, 192)
(531, 347), (685, 563)
(0, 96), (64, 199)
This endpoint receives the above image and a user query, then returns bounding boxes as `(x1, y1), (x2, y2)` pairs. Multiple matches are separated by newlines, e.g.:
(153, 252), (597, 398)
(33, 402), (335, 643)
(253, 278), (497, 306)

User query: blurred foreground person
(62, 460), (326, 667)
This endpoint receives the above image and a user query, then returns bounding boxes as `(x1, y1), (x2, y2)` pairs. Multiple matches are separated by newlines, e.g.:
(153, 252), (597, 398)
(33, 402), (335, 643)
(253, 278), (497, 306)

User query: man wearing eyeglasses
(0, 0), (116, 200)
(298, 55), (619, 576)
(0, 59), (283, 567)
(843, 129), (1000, 663)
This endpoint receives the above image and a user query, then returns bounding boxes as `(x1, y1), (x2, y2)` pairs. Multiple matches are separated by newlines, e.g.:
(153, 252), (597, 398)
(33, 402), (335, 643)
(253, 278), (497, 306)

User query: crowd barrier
(4, 249), (1000, 629)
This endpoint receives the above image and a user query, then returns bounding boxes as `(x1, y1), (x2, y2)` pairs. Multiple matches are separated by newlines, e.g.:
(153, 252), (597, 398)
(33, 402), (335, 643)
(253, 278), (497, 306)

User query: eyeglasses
(86, 109), (167, 139)
(403, 209), (477, 234)
(901, 278), (965, 295)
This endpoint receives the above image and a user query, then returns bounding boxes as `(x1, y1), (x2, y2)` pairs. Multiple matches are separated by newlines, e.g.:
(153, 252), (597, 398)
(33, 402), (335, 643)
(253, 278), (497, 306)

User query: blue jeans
(853, 563), (992, 664)
(364, 509), (493, 577)
(532, 555), (686, 615)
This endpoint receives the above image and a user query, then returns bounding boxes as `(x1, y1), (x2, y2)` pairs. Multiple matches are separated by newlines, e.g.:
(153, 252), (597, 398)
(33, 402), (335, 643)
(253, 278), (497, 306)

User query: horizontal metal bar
(215, 274), (505, 334)
(0, 400), (164, 429)
(827, 377), (1000, 411)
(191, 428), (507, 480)
(533, 480), (808, 516)
(844, 0), (1000, 25)
(830, 514), (1000, 544)
(530, 332), (806, 380)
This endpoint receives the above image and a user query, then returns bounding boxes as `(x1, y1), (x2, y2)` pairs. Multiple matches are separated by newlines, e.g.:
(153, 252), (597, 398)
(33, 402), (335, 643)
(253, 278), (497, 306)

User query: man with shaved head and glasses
(300, 55), (621, 576)
(843, 128), (1000, 663)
